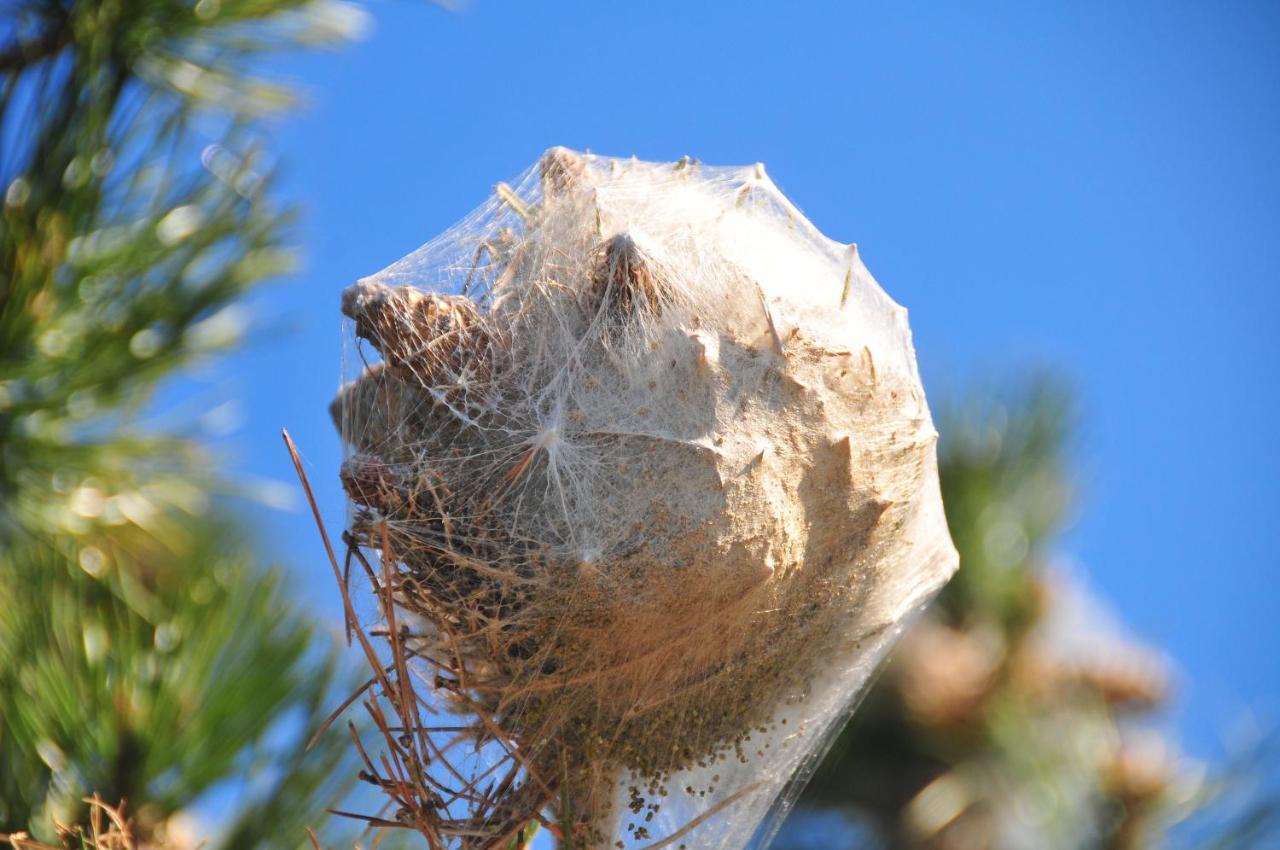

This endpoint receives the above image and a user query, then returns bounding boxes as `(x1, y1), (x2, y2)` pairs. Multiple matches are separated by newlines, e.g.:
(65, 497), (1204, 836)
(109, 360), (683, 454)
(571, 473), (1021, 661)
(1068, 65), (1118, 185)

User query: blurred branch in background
(0, 0), (375, 846)
(781, 378), (1279, 850)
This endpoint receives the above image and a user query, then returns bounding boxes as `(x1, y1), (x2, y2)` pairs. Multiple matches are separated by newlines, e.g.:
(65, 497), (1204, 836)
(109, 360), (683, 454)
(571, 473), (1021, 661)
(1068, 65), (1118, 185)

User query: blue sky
(209, 0), (1279, 761)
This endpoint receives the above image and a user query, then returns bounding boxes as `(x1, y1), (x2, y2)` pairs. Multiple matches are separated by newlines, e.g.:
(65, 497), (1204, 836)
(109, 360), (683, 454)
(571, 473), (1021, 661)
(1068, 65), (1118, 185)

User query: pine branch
(0, 1), (375, 845)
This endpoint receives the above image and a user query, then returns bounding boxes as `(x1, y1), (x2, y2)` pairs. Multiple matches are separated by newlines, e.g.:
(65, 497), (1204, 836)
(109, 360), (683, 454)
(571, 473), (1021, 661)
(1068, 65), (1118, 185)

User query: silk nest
(331, 148), (958, 849)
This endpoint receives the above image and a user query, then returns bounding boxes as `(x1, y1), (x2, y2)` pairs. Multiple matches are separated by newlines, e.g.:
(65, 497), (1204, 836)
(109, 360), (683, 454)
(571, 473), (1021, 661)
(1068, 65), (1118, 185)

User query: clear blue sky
(211, 0), (1279, 760)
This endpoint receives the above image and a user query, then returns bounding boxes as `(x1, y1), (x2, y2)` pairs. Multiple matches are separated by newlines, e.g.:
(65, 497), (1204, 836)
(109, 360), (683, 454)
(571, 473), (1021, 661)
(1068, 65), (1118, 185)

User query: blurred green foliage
(0, 523), (356, 846)
(0, 0), (371, 845)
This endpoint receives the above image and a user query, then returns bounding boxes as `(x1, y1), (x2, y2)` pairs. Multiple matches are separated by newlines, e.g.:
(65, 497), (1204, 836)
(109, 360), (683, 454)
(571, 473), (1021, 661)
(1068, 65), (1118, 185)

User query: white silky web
(332, 149), (958, 849)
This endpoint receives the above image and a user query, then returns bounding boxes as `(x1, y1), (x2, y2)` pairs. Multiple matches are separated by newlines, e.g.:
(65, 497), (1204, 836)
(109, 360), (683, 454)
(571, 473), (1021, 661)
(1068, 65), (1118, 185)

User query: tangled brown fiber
(307, 149), (957, 849)
(0, 797), (164, 850)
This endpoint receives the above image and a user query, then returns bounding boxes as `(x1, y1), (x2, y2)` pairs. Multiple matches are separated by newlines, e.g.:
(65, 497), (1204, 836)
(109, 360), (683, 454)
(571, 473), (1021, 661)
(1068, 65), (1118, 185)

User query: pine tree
(0, 1), (367, 845)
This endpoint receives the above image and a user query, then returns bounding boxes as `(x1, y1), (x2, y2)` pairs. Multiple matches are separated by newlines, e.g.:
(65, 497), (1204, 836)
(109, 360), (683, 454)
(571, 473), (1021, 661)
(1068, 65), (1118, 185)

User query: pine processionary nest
(328, 149), (958, 849)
